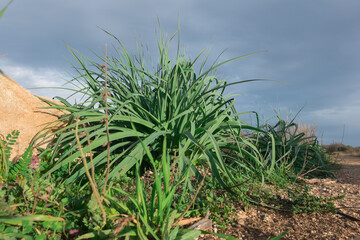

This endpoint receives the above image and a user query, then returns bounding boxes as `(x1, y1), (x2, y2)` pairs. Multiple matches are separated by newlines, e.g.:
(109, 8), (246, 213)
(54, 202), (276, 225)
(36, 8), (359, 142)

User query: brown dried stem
(102, 43), (111, 196)
(75, 119), (107, 227)
(82, 123), (97, 188)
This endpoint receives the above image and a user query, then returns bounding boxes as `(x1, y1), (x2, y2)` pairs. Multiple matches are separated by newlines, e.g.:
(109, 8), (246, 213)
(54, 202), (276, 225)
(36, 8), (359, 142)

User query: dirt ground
(200, 152), (360, 240)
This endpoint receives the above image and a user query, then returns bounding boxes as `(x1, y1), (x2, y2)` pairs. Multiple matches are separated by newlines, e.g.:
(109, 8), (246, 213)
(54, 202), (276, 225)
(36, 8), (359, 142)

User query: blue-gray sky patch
(1, 0), (359, 146)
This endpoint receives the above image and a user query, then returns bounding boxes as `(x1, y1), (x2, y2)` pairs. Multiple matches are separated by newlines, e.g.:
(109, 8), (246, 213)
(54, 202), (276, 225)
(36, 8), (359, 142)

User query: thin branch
(75, 118), (107, 227)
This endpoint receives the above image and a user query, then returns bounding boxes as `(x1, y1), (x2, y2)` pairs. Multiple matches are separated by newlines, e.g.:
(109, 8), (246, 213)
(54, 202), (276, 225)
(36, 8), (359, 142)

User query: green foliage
(0, 22), (340, 240)
(0, 137), (8, 180)
(83, 193), (104, 230)
(0, 215), (64, 226)
(256, 115), (333, 178)
(74, 128), (235, 239)
(288, 186), (345, 214)
(8, 146), (33, 181)
(252, 182), (344, 216)
(39, 26), (274, 194)
(204, 193), (236, 230)
(0, 198), (13, 217)
(3, 130), (19, 160)
(103, 136), (204, 239)
(194, 178), (240, 230)
(0, 170), (74, 239)
(1, 130), (20, 180)
(0, 216), (63, 240)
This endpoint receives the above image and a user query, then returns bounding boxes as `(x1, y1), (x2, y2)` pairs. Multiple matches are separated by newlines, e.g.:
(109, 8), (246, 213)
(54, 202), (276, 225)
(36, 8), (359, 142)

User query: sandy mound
(0, 74), (65, 160)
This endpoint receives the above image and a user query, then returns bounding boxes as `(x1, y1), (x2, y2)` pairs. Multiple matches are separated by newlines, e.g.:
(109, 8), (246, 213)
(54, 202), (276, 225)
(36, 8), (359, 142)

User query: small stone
(260, 213), (272, 222)
(237, 218), (245, 225)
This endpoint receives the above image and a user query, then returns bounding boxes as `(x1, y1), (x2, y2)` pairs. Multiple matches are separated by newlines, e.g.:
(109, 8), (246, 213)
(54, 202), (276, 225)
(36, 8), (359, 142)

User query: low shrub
(325, 143), (348, 153)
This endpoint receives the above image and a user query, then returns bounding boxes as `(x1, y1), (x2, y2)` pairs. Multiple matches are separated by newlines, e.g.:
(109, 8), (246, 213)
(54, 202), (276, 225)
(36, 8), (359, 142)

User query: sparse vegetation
(325, 143), (347, 153)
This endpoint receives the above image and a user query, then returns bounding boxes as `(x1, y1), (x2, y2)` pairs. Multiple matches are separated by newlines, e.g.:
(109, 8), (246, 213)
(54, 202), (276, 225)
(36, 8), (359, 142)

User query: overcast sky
(1, 0), (359, 146)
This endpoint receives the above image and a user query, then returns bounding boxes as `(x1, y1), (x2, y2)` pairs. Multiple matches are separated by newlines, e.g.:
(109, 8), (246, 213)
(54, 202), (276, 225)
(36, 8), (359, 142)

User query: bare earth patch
(199, 153), (360, 240)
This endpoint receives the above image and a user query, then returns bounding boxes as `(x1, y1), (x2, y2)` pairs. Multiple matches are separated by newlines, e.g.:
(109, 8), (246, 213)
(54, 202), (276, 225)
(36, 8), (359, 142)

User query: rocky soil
(200, 152), (360, 240)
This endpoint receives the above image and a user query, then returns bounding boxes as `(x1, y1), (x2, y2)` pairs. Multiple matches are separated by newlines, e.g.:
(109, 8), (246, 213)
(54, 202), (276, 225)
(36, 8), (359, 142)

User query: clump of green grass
(38, 26), (274, 194)
(254, 115), (334, 178)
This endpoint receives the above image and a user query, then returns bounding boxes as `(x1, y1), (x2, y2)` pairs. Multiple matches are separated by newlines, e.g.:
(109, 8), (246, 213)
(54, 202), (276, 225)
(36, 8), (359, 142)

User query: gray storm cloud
(1, 0), (359, 145)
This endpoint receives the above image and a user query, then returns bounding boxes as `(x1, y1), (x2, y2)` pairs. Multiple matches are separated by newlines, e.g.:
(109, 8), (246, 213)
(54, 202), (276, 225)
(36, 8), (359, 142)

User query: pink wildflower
(28, 155), (40, 170)
(69, 229), (80, 236)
